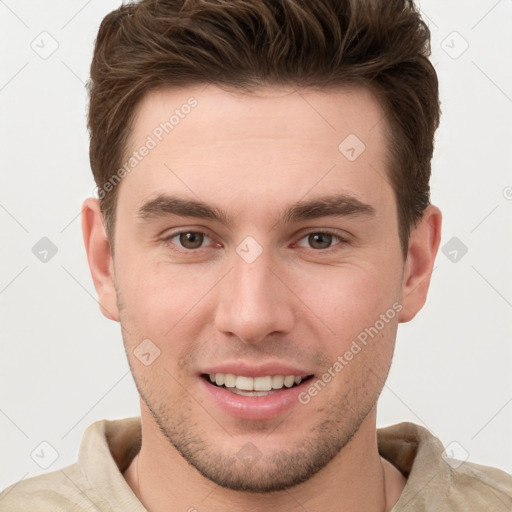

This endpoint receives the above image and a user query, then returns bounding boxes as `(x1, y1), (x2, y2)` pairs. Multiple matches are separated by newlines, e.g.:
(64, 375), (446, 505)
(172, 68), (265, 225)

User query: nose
(214, 247), (295, 345)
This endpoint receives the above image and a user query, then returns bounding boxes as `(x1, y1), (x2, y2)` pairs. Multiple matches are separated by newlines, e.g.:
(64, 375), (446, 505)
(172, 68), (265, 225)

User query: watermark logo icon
(236, 442), (262, 468)
(338, 134), (366, 161)
(31, 441), (59, 469)
(31, 31), (59, 60)
(32, 237), (58, 263)
(236, 236), (263, 264)
(441, 31), (469, 60)
(442, 441), (469, 469)
(134, 338), (161, 366)
(442, 236), (468, 263)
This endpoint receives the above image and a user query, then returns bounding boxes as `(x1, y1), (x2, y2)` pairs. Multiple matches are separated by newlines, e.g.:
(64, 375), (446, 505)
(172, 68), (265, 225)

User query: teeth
(283, 375), (295, 388)
(224, 373), (236, 388)
(236, 376), (253, 391)
(254, 376), (272, 391)
(207, 373), (307, 391)
(271, 375), (284, 389)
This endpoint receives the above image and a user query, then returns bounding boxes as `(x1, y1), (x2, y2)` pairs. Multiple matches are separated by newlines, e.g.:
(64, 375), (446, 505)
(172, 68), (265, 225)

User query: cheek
(296, 261), (401, 340)
(115, 254), (217, 343)
(115, 260), (210, 390)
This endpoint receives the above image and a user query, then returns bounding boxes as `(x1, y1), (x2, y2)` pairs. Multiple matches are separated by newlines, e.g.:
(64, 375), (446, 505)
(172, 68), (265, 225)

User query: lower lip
(199, 376), (311, 421)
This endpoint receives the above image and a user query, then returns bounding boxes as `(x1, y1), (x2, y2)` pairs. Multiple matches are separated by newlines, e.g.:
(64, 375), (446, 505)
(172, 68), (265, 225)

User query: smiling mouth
(202, 373), (314, 396)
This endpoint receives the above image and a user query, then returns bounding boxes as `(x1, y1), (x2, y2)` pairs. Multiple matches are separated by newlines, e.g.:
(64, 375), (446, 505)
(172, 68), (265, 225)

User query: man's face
(111, 85), (406, 491)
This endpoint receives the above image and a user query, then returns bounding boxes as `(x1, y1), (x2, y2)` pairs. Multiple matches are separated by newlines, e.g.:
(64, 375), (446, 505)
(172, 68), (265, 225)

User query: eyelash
(162, 229), (347, 253)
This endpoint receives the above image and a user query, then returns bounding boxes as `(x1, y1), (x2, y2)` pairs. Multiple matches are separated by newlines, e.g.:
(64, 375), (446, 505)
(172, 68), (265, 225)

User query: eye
(296, 231), (345, 250)
(164, 231), (213, 250)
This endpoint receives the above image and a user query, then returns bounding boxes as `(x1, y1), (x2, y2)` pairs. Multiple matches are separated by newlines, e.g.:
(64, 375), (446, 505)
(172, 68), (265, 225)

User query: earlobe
(81, 198), (120, 322)
(398, 205), (442, 323)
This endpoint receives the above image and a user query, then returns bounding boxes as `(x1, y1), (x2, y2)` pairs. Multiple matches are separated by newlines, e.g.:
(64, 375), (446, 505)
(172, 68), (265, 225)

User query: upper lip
(201, 362), (312, 378)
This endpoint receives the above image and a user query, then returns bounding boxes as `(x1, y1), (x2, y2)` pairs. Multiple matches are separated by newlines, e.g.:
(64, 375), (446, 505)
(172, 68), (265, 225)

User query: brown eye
(178, 231), (205, 249)
(307, 233), (334, 249)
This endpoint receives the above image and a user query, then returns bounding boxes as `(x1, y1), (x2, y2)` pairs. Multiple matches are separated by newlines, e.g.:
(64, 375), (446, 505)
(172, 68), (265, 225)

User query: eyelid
(161, 227), (350, 252)
(162, 228), (217, 251)
(294, 229), (348, 251)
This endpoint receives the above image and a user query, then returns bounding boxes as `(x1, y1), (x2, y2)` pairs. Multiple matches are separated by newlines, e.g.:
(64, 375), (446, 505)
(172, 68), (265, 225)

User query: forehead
(130, 83), (387, 148)
(119, 84), (393, 216)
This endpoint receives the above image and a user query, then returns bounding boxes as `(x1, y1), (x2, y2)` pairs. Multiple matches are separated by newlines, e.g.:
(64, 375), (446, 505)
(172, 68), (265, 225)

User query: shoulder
(446, 459), (512, 509)
(0, 417), (142, 512)
(378, 422), (512, 511)
(0, 463), (109, 512)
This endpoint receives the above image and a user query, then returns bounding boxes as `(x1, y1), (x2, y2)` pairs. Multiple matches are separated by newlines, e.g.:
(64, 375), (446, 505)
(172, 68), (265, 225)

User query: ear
(399, 205), (442, 323)
(81, 198), (120, 322)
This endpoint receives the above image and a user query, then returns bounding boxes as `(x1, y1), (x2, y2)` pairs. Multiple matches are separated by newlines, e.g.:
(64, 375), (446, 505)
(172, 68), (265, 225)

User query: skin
(82, 84), (441, 512)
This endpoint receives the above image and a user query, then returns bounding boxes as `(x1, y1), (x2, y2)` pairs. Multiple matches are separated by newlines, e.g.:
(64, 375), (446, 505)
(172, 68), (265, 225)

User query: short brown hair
(88, 0), (440, 256)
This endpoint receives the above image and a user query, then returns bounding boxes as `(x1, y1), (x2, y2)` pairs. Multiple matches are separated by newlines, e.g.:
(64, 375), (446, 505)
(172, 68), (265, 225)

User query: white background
(1, 0), (511, 493)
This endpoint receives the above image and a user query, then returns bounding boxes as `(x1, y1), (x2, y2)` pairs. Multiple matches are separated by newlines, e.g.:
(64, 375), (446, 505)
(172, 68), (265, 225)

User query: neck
(124, 403), (405, 512)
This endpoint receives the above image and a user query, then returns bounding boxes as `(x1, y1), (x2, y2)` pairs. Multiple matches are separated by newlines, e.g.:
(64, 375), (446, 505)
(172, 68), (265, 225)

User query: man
(1, 0), (511, 511)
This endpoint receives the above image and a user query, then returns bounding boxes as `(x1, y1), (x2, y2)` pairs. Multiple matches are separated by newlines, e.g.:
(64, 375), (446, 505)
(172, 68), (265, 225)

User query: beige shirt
(0, 417), (510, 511)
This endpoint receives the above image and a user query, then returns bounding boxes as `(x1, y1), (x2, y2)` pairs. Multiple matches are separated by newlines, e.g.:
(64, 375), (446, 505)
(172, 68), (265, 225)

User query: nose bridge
(214, 244), (294, 344)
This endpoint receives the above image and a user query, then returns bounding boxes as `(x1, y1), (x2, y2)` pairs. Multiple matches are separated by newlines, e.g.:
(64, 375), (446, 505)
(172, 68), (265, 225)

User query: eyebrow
(136, 193), (376, 226)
